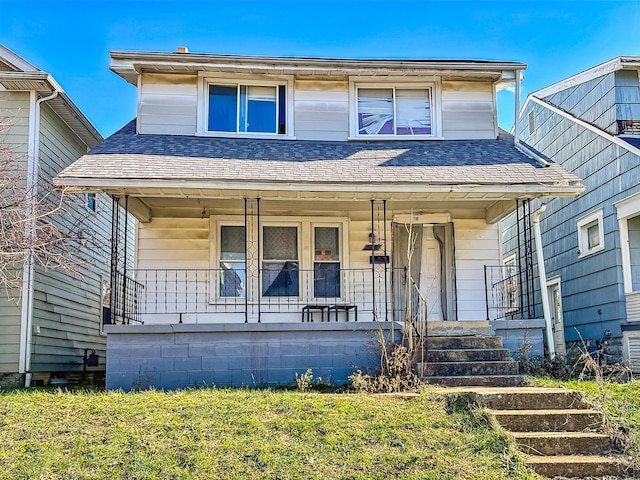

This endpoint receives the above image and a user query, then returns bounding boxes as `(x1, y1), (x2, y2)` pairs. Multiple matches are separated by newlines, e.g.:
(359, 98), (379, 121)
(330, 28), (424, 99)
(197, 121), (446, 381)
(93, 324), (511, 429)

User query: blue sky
(2, 0), (639, 138)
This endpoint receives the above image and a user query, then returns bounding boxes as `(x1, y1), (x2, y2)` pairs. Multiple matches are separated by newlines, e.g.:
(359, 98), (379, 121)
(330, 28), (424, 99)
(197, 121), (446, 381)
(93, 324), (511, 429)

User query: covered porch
(106, 188), (537, 328)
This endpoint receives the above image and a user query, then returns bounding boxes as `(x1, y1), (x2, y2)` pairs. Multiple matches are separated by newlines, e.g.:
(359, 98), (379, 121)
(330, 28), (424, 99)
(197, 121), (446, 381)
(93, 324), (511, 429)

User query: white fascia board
(531, 57), (640, 99)
(54, 177), (584, 197)
(0, 44), (39, 72)
(526, 96), (640, 158)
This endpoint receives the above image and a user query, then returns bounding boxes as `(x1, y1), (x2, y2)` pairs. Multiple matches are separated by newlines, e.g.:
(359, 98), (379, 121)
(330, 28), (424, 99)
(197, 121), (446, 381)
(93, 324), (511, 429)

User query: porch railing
(123, 267), (395, 322)
(109, 270), (145, 325)
(484, 265), (530, 321)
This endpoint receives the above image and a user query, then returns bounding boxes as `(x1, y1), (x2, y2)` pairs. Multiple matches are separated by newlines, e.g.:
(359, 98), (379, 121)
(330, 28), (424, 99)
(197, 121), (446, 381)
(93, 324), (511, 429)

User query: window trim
(86, 193), (97, 212)
(348, 77), (443, 140)
(312, 223), (345, 301)
(209, 216), (350, 304)
(577, 208), (604, 258)
(197, 73), (295, 139)
(615, 192), (640, 293)
(211, 218), (247, 304)
(261, 222), (302, 298)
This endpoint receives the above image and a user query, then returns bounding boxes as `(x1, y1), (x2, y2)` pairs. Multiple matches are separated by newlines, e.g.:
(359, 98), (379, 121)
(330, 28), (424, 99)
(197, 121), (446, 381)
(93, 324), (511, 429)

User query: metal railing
(124, 267), (394, 322)
(110, 270), (145, 325)
(484, 265), (528, 321)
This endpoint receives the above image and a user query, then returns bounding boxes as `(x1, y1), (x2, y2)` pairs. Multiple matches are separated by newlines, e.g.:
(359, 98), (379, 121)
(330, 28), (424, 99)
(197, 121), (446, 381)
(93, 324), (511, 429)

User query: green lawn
(0, 388), (536, 480)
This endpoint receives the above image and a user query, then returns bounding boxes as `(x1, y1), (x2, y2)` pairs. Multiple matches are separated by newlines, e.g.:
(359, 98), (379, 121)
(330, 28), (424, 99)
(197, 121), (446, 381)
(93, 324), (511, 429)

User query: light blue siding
(503, 81), (640, 344)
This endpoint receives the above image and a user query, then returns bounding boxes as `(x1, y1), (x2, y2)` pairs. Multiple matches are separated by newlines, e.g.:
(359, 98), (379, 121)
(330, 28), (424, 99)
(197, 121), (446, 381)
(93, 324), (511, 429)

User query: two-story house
(501, 57), (640, 368)
(56, 48), (583, 390)
(0, 44), (114, 387)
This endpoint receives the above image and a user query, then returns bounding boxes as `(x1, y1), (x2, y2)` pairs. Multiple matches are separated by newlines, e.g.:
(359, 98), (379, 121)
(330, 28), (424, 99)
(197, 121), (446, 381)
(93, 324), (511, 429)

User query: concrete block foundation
(105, 322), (399, 391)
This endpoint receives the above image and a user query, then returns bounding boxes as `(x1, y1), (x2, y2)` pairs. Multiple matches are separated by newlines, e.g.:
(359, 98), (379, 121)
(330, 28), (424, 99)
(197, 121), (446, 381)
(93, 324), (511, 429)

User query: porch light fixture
(362, 232), (381, 251)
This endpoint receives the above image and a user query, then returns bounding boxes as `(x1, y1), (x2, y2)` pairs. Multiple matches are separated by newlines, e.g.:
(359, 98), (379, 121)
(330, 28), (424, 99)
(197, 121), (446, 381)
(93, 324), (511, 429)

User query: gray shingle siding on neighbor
(503, 94), (640, 344)
(57, 121), (580, 187)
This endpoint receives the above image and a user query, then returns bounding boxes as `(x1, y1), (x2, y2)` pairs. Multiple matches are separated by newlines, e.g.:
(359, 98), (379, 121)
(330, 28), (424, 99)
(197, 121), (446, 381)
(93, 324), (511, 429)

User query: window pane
(209, 85), (237, 132)
(220, 226), (245, 261)
(396, 89), (431, 135)
(241, 86), (277, 133)
(314, 263), (340, 298)
(587, 223), (600, 249)
(314, 227), (339, 261)
(358, 88), (394, 135)
(263, 226), (297, 260)
(278, 85), (286, 134)
(220, 263), (246, 297)
(262, 262), (299, 296)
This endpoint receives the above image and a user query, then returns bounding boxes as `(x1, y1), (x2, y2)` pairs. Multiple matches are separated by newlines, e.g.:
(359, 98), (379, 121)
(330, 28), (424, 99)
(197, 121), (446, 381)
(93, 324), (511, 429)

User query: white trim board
(522, 96), (640, 159)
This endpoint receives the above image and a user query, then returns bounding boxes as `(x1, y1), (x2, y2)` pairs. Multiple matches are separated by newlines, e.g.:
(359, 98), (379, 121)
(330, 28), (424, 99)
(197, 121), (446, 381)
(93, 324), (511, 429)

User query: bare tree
(0, 109), (107, 297)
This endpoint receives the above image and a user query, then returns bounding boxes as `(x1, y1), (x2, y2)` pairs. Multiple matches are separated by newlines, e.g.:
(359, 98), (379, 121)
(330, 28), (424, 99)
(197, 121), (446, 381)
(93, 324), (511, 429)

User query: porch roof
(57, 121), (582, 195)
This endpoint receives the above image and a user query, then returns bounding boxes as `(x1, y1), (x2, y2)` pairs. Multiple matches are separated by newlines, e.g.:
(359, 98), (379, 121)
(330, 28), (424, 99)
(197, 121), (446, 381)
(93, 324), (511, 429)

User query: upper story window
(199, 75), (293, 138)
(357, 87), (431, 135)
(577, 209), (604, 257)
(349, 79), (442, 140)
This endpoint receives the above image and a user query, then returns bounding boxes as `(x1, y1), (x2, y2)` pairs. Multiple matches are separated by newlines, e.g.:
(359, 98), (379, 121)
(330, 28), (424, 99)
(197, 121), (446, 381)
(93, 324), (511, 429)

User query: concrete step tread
(526, 454), (628, 464)
(424, 375), (523, 387)
(421, 360), (518, 365)
(512, 431), (609, 439)
(491, 409), (598, 415)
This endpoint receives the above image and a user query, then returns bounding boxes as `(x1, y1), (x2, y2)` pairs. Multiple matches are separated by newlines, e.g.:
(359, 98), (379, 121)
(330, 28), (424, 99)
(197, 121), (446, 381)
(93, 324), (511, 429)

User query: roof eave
(54, 176), (585, 197)
(0, 71), (103, 147)
(109, 50), (527, 86)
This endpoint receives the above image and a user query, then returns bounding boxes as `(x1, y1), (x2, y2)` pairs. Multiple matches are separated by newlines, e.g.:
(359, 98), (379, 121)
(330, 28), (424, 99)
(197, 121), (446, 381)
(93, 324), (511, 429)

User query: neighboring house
(501, 56), (640, 367)
(56, 48), (583, 390)
(0, 45), (112, 387)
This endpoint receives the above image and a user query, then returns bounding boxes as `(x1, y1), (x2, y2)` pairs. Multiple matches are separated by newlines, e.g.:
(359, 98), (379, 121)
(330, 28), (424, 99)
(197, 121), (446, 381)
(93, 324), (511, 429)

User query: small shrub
(295, 369), (314, 392)
(348, 344), (423, 393)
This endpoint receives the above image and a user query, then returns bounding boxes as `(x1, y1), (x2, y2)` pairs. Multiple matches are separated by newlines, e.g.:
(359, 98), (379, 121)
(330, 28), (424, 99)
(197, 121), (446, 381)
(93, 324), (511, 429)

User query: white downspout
(532, 203), (555, 360)
(514, 70), (522, 143)
(18, 89), (59, 386)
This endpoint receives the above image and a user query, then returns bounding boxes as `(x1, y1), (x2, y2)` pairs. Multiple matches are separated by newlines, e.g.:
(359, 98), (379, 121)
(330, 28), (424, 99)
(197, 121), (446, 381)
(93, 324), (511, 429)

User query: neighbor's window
(86, 193), (96, 212)
(219, 226), (246, 297)
(313, 226), (341, 298)
(262, 226), (299, 296)
(577, 209), (604, 257)
(356, 87), (432, 136)
(208, 83), (286, 134)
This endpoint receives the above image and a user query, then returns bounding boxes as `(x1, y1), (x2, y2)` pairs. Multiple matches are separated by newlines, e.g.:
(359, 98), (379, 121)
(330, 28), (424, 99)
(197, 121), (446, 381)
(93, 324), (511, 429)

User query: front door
(547, 278), (567, 358)
(392, 222), (456, 322)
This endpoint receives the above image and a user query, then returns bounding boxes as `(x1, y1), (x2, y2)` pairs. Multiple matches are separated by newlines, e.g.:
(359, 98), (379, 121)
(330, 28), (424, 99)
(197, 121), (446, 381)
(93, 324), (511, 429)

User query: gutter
(18, 89), (59, 386)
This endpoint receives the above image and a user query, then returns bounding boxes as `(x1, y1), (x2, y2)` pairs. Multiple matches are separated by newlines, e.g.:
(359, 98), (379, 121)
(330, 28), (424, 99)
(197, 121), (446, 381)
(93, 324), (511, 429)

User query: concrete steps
(454, 387), (634, 478)
(418, 334), (522, 387)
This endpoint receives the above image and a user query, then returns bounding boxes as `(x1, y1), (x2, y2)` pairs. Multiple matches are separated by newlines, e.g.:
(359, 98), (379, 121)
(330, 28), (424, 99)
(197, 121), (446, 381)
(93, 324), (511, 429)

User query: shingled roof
(57, 120), (581, 190)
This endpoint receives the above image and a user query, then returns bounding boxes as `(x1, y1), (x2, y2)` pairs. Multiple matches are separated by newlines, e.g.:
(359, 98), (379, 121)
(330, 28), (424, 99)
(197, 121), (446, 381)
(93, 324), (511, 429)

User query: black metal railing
(484, 265), (529, 321)
(121, 267), (396, 322)
(109, 270), (145, 325)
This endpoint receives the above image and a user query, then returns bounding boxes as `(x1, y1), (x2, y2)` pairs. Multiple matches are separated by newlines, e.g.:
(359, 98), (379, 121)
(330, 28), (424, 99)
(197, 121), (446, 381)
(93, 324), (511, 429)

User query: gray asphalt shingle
(58, 120), (581, 187)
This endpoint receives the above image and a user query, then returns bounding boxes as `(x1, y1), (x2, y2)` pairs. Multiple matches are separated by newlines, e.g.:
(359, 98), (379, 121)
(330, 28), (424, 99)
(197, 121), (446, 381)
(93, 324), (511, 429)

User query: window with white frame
(313, 226), (341, 298)
(350, 81), (439, 138)
(210, 217), (348, 302)
(86, 193), (96, 212)
(203, 79), (289, 136)
(219, 225), (246, 297)
(577, 209), (604, 257)
(262, 226), (299, 297)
